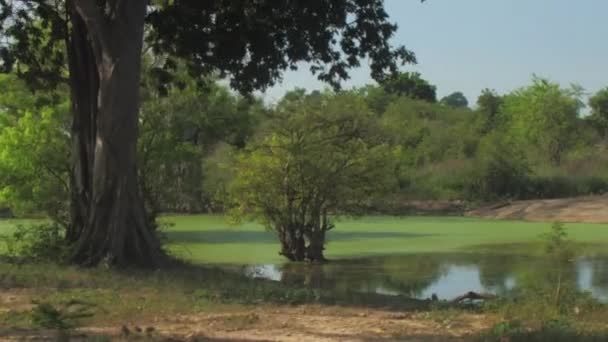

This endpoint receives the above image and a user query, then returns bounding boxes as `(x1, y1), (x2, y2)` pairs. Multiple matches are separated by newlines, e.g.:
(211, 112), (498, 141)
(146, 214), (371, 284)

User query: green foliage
(1, 1), (414, 94)
(502, 77), (582, 165)
(380, 72), (437, 102)
(202, 143), (239, 211)
(476, 88), (504, 133)
(589, 87), (608, 140)
(0, 223), (68, 262)
(138, 60), (264, 214)
(0, 75), (70, 222)
(542, 222), (574, 262)
(440, 91), (469, 108)
(465, 132), (531, 201)
(229, 90), (397, 260)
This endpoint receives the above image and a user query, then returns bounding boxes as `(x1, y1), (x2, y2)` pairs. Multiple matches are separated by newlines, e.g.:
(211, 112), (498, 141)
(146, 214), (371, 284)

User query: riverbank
(467, 195), (608, 224)
(3, 262), (608, 342)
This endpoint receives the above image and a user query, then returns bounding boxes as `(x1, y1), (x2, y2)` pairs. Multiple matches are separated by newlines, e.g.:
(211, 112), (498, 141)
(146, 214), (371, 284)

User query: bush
(522, 175), (608, 199)
(0, 223), (69, 263)
(465, 133), (531, 201)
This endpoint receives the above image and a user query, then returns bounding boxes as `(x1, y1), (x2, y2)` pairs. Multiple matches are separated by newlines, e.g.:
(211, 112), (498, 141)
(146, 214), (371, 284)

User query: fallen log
(451, 291), (497, 303)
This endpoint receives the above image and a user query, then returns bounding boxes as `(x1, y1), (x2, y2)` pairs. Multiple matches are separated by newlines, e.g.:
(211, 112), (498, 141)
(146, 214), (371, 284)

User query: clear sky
(262, 0), (608, 106)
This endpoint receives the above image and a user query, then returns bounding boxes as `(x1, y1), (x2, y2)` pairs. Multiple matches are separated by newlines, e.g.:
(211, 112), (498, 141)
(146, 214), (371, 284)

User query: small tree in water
(229, 91), (396, 262)
(542, 222), (575, 306)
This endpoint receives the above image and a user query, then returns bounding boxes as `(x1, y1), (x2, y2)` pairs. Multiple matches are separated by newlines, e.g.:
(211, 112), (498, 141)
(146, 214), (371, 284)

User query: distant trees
(381, 72), (437, 103)
(440, 91), (469, 108)
(138, 65), (262, 216)
(501, 77), (581, 166)
(476, 89), (504, 133)
(229, 91), (396, 262)
(589, 88), (608, 142)
(360, 72), (436, 115)
(467, 132), (530, 201)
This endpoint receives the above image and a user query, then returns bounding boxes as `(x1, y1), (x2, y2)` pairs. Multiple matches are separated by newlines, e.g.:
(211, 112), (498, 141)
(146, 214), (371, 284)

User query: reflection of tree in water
(510, 257), (579, 296)
(280, 263), (335, 290)
(278, 255), (447, 298)
(476, 254), (520, 293)
(371, 255), (447, 297)
(275, 254), (608, 300)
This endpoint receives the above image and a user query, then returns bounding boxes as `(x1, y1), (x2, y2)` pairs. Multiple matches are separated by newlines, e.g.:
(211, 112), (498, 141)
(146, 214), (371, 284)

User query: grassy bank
(159, 215), (608, 264)
(1, 261), (608, 341)
(2, 215), (608, 264)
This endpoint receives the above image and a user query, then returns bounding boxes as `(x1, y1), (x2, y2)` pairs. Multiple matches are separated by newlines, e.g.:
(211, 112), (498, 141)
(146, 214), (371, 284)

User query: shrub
(465, 133), (531, 201)
(0, 223), (69, 263)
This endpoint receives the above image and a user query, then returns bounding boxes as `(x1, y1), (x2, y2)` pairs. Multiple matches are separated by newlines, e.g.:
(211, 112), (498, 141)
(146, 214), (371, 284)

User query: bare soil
(466, 195), (608, 223)
(1, 305), (494, 341)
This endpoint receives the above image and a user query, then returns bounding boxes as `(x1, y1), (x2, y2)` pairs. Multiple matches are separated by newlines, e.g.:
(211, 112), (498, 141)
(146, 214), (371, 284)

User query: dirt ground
(466, 195), (608, 224)
(1, 304), (494, 341)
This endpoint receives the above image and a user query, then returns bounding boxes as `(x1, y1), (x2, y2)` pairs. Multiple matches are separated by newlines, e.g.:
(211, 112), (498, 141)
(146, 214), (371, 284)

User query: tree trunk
(278, 224), (327, 262)
(306, 231), (327, 262)
(66, 5), (96, 244)
(68, 0), (164, 267)
(278, 225), (306, 261)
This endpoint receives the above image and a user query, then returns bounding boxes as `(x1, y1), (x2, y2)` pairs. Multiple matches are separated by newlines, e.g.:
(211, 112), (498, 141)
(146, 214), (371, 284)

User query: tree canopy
(380, 72), (437, 102)
(440, 91), (469, 108)
(0, 0), (416, 92)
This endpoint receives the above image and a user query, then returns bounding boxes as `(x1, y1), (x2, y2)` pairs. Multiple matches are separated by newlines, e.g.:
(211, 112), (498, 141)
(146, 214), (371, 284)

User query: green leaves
(501, 77), (581, 165)
(147, 0), (414, 93)
(589, 87), (608, 139)
(0, 75), (69, 221)
(229, 90), (397, 239)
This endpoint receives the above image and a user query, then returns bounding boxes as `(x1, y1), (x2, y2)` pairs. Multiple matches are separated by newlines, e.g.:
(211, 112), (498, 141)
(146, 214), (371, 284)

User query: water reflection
(242, 254), (608, 303)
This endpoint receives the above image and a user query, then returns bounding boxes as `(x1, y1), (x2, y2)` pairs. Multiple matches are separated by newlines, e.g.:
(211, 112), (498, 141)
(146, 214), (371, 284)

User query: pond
(236, 253), (608, 303)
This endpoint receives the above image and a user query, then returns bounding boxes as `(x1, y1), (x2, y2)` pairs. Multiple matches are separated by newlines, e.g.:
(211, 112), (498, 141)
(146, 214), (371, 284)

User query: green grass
(159, 215), (608, 264)
(2, 215), (608, 264)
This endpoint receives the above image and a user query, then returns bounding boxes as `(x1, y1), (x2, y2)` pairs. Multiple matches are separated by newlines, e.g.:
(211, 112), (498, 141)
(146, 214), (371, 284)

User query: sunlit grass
(160, 215), (608, 264)
(2, 215), (608, 264)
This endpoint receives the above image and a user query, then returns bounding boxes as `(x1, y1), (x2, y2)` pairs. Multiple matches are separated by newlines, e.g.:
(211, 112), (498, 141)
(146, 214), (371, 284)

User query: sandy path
(1, 305), (494, 341)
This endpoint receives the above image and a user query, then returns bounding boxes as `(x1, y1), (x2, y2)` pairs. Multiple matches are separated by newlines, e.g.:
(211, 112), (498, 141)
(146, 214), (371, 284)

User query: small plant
(541, 222), (574, 306)
(542, 222), (574, 262)
(30, 300), (95, 331)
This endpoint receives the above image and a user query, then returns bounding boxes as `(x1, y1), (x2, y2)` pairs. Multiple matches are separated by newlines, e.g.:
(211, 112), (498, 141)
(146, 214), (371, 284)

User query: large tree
(0, 0), (416, 267)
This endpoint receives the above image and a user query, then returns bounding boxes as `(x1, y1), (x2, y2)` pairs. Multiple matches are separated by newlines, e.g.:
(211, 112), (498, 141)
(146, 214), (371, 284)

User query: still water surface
(237, 254), (608, 302)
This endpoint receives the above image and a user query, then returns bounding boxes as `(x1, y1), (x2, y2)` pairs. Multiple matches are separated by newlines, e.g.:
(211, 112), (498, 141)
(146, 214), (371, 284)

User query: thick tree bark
(279, 226), (306, 262)
(306, 231), (327, 263)
(278, 224), (327, 263)
(67, 0), (164, 267)
(66, 5), (96, 244)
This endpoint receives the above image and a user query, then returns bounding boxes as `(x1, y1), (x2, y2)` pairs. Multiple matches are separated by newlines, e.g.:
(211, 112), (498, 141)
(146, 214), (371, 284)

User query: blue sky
(263, 0), (608, 106)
